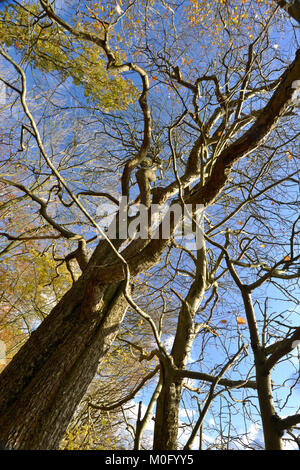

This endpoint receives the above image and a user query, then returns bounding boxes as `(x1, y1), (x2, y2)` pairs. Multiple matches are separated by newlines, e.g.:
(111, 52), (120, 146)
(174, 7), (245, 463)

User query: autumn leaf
(237, 317), (246, 325)
(284, 255), (290, 261)
(285, 151), (292, 161)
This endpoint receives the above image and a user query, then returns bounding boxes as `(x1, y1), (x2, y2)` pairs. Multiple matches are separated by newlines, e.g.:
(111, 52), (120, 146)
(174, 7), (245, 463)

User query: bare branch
(87, 366), (159, 412)
(265, 327), (300, 371)
(176, 369), (257, 390)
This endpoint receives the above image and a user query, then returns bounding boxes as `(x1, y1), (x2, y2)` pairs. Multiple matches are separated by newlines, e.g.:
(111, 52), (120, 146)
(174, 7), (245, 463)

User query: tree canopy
(0, 0), (299, 451)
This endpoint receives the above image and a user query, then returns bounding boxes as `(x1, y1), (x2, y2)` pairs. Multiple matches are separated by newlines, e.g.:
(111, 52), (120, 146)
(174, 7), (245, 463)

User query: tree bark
(0, 241), (128, 449)
(153, 369), (183, 450)
(241, 290), (282, 450)
(255, 360), (282, 450)
(153, 247), (206, 449)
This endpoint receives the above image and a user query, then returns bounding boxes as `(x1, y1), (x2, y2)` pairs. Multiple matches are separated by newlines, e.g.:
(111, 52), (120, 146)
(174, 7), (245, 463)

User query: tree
(0, 0), (299, 450)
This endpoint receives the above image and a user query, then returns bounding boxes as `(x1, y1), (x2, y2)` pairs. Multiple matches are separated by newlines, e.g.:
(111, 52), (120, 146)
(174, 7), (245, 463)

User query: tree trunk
(241, 290), (282, 450)
(0, 241), (128, 449)
(255, 352), (282, 450)
(153, 247), (206, 449)
(153, 370), (183, 450)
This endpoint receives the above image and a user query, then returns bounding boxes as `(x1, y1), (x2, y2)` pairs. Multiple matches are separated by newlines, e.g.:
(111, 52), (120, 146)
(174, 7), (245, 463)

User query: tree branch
(87, 366), (159, 412)
(275, 0), (300, 24)
(176, 369), (257, 390)
(278, 413), (300, 431)
(265, 327), (300, 371)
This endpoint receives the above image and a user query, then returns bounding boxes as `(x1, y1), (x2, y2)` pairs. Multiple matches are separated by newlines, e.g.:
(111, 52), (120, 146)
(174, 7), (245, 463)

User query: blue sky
(0, 0), (299, 450)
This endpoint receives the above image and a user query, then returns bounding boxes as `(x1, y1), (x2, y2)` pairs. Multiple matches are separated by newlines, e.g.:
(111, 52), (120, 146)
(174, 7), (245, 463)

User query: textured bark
(153, 248), (206, 449)
(0, 240), (128, 449)
(153, 371), (183, 450)
(241, 290), (282, 450)
(255, 359), (282, 450)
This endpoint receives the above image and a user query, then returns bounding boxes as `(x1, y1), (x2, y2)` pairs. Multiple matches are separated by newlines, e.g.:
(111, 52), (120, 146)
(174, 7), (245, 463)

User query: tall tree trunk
(0, 241), (128, 449)
(153, 246), (206, 450)
(241, 290), (282, 450)
(255, 360), (282, 450)
(153, 370), (183, 450)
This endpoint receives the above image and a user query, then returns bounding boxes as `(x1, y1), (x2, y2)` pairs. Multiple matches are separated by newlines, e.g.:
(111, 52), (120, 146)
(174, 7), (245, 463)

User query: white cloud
(282, 438), (298, 450)
(178, 407), (197, 420)
(177, 419), (215, 449)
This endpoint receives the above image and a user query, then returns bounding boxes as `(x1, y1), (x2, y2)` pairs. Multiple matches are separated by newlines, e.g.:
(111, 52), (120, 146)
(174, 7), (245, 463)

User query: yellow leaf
(284, 255), (290, 261)
(237, 317), (246, 325)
